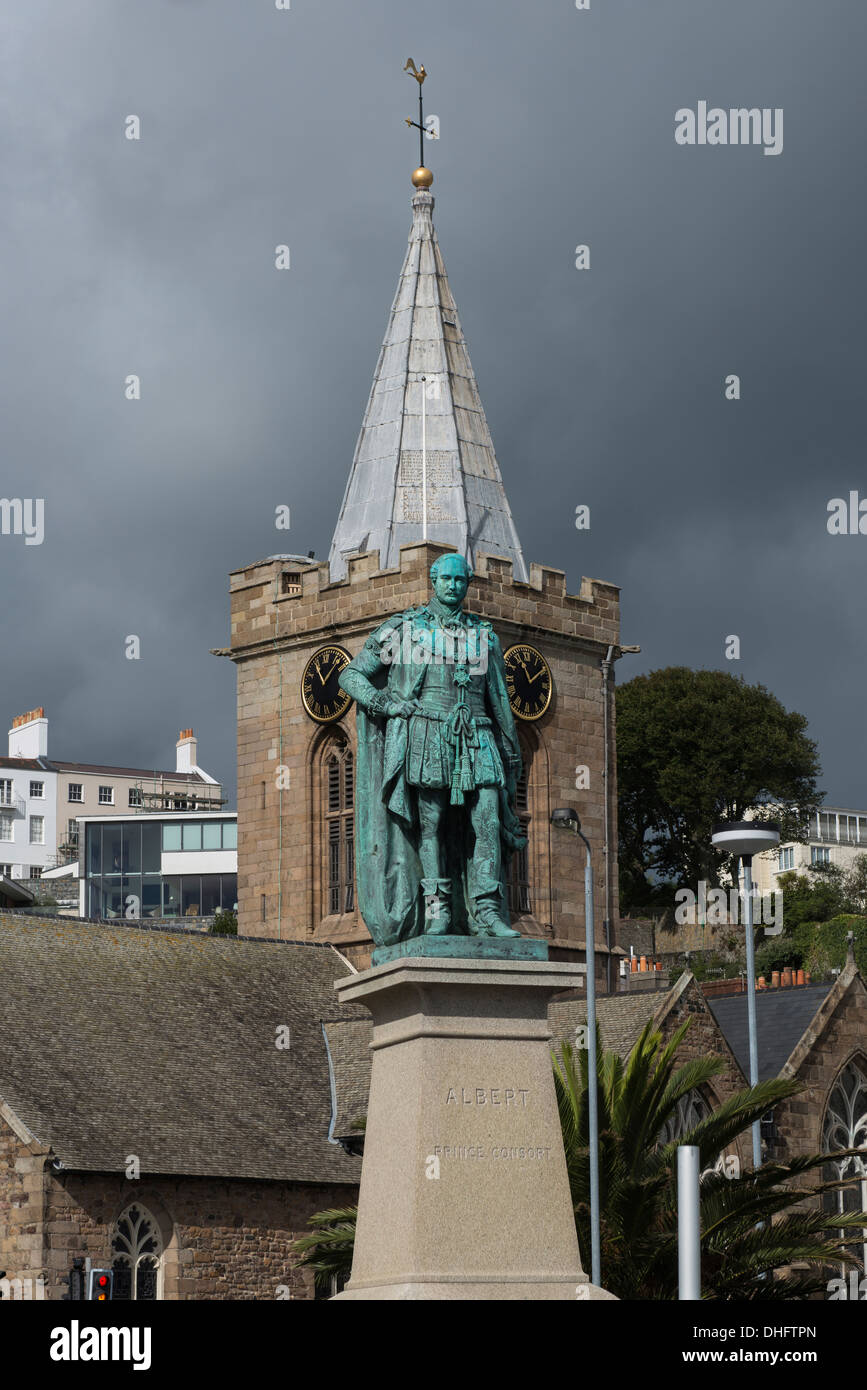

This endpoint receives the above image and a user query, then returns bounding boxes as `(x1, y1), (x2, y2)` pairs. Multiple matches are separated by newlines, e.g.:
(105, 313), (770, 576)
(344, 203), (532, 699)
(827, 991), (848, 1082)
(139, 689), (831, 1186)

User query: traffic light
(62, 1258), (85, 1301)
(86, 1268), (113, 1301)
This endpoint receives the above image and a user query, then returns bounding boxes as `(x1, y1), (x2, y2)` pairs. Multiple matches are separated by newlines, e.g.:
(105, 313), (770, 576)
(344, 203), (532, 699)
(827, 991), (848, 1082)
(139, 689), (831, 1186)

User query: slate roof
(548, 988), (674, 1058)
(328, 187), (528, 582)
(50, 760), (209, 781)
(708, 985), (833, 1082)
(0, 915), (365, 1184)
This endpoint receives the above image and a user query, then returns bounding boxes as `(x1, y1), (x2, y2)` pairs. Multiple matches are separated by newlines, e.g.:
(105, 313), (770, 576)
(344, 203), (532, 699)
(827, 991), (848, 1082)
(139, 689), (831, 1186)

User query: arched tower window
(111, 1202), (164, 1301)
(822, 1058), (867, 1291)
(324, 741), (354, 916)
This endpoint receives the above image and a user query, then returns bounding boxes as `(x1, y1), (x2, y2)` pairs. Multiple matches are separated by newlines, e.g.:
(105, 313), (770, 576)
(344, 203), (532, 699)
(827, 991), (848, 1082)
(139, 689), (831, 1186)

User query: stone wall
(227, 540), (621, 973)
(0, 1132), (359, 1301)
(772, 971), (867, 1169)
(0, 1110), (50, 1293)
(655, 976), (752, 1172)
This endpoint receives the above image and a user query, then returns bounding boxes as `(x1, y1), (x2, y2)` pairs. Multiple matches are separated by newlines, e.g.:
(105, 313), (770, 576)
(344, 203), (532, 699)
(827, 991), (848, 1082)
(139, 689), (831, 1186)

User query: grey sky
(2, 0), (864, 808)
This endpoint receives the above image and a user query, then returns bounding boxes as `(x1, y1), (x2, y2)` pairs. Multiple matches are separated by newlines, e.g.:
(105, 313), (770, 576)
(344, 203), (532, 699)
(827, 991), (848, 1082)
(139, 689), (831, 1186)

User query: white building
(0, 730), (56, 880)
(749, 805), (867, 896)
(1, 708), (224, 885)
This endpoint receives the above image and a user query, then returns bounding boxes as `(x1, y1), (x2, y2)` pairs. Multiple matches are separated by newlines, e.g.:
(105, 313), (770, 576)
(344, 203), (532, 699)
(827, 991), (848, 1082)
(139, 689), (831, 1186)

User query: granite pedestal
(332, 953), (616, 1300)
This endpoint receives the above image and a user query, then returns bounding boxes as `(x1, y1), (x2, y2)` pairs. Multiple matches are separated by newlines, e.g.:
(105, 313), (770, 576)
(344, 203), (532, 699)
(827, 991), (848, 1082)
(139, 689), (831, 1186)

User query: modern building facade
(2, 708), (224, 883)
(80, 811), (237, 921)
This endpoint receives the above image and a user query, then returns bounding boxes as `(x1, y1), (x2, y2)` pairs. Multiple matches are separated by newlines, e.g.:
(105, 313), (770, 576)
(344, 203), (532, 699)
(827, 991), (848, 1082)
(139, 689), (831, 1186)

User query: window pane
(122, 824), (141, 873)
(162, 878), (179, 916)
(87, 825), (101, 876)
(103, 823), (122, 874)
(220, 875), (237, 910)
(123, 876), (142, 918)
(141, 823), (161, 872)
(162, 824), (182, 852)
(102, 882), (124, 918)
(222, 821), (237, 850)
(201, 875), (221, 915)
(142, 881), (161, 917)
(202, 822), (221, 850)
(182, 878), (201, 916)
(182, 823), (202, 852)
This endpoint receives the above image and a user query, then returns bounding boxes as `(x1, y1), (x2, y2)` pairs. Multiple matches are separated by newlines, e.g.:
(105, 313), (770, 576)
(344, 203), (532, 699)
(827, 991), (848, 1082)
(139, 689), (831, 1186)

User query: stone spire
(328, 188), (528, 582)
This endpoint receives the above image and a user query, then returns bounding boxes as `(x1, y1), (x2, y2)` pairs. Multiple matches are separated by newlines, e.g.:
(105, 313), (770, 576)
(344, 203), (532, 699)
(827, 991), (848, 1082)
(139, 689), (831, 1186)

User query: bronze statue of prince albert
(339, 553), (527, 948)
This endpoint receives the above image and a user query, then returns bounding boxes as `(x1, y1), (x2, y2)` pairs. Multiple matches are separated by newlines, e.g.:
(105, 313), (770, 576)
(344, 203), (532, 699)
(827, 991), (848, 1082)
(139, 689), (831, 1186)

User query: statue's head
(430, 553), (472, 611)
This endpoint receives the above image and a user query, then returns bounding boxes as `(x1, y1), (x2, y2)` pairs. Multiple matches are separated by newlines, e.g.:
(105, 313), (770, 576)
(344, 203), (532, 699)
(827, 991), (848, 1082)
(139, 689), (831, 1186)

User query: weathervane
(404, 58), (434, 188)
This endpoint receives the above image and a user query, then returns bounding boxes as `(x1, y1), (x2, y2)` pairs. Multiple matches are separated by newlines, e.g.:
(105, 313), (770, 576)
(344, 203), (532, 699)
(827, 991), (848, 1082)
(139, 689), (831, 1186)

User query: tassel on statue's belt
(444, 701), (480, 805)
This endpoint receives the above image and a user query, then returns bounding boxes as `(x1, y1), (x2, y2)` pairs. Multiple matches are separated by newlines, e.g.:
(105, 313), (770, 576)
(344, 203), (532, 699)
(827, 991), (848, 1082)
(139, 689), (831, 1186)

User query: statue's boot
(472, 894), (521, 938)
(421, 877), (452, 935)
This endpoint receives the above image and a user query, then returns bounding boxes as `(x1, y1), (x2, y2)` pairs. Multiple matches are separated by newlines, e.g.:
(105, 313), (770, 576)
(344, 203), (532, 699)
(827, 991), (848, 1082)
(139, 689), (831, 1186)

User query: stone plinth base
(332, 956), (616, 1301)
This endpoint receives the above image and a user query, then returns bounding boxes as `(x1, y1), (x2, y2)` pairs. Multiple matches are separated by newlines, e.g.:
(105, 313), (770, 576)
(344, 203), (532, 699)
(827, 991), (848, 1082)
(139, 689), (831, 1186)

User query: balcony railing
(0, 791), (26, 816)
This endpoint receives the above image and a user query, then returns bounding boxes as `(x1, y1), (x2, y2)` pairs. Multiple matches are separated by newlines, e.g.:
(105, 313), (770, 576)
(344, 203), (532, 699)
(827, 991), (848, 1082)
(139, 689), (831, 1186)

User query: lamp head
(711, 820), (780, 858)
(551, 808), (581, 832)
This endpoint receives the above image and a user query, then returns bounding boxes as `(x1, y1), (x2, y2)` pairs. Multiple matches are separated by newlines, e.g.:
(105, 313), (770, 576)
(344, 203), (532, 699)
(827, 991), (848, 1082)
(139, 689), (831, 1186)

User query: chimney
(176, 727), (197, 774)
(8, 707), (47, 759)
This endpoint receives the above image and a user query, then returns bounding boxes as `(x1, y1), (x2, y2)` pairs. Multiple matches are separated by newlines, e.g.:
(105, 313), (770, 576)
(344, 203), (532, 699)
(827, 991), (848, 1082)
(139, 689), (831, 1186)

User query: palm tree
(553, 1018), (866, 1299)
(293, 1207), (357, 1294)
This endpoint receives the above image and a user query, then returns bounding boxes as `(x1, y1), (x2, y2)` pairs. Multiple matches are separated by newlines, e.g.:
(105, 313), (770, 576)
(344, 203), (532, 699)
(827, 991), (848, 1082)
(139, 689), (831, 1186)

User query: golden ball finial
(412, 166), (434, 189)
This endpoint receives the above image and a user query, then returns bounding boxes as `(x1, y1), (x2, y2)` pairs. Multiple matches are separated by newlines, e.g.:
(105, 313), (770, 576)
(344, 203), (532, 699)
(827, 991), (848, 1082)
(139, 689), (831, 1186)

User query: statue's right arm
(339, 629), (415, 719)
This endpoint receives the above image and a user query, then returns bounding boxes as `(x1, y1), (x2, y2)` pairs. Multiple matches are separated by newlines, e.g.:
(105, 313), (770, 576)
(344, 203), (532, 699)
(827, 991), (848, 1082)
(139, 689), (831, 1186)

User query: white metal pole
(421, 375), (428, 541)
(577, 829), (601, 1288)
(678, 1145), (701, 1300)
(742, 855), (762, 1168)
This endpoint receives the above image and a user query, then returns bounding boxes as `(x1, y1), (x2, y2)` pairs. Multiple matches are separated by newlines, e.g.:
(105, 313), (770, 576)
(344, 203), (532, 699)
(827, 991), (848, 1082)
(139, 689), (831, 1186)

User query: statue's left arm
(483, 627), (522, 797)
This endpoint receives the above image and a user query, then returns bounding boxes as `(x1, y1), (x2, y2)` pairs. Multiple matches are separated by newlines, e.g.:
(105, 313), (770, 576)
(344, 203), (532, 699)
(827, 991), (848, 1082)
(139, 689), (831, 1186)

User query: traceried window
(324, 742), (354, 915)
(822, 1059), (867, 1295)
(657, 1089), (711, 1146)
(111, 1203), (163, 1301)
(507, 741), (531, 915)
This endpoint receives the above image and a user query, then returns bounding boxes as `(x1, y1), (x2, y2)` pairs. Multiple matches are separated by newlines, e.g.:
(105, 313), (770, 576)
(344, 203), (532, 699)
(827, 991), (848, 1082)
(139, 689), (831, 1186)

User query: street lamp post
(710, 821), (780, 1168)
(551, 808), (601, 1287)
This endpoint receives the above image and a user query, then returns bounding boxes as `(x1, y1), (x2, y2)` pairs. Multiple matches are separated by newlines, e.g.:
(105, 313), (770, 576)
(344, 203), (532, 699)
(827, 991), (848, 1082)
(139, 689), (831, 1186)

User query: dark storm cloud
(1, 0), (864, 804)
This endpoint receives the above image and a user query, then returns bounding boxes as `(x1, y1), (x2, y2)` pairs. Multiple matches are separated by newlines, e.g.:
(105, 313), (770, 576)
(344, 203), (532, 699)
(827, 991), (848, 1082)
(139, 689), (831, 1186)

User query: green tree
(210, 908), (237, 936)
(617, 668), (821, 917)
(553, 1019), (865, 1299)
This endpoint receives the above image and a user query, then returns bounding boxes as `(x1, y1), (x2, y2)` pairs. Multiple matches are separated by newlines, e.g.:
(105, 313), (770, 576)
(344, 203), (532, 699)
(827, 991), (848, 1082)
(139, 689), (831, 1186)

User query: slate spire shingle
(329, 188), (528, 582)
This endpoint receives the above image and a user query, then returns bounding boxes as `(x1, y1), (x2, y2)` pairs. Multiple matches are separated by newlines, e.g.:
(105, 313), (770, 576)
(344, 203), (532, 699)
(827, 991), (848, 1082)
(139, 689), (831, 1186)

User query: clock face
(301, 645), (353, 723)
(503, 644), (553, 722)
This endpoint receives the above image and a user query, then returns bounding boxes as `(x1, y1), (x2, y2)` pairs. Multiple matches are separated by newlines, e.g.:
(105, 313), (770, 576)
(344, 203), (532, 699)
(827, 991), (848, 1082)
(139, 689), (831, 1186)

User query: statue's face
(432, 558), (469, 610)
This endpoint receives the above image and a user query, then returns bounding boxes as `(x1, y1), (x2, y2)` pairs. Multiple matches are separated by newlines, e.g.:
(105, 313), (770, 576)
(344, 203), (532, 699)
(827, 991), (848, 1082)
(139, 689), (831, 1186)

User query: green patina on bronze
(370, 935), (549, 966)
(339, 554), (542, 956)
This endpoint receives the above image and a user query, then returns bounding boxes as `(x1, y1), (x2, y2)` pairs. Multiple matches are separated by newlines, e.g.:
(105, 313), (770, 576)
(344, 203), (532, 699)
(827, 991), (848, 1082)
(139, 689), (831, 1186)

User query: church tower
(222, 153), (623, 982)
